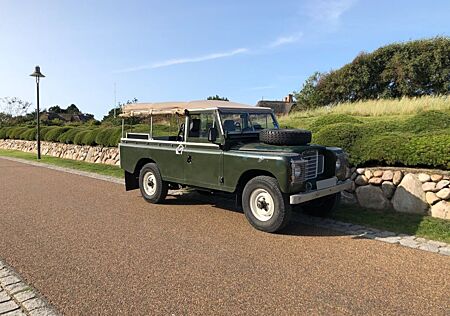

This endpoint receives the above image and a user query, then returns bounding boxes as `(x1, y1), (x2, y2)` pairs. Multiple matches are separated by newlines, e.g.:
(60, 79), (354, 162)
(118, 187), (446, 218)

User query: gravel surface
(0, 158), (449, 315)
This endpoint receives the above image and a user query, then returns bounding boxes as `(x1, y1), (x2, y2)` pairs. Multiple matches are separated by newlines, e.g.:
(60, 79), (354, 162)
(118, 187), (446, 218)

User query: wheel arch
(125, 158), (157, 191)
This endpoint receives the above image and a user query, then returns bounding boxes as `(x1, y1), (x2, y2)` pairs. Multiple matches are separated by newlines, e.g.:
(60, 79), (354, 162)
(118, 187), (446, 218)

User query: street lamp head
(30, 65), (45, 78)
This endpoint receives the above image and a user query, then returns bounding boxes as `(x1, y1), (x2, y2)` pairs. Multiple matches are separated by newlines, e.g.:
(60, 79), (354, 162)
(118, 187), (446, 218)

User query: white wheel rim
(249, 188), (275, 222)
(143, 171), (157, 196)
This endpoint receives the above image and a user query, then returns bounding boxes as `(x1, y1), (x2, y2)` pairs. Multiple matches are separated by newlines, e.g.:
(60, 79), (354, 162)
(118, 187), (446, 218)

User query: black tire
(242, 176), (291, 233)
(139, 163), (168, 203)
(259, 129), (312, 146)
(301, 193), (341, 217)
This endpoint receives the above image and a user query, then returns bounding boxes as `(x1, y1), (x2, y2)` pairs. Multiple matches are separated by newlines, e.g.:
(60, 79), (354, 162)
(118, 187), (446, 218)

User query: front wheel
(139, 163), (168, 203)
(301, 193), (341, 217)
(242, 176), (291, 233)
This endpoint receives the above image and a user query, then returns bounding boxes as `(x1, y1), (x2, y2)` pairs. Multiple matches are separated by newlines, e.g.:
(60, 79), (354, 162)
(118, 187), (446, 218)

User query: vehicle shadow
(162, 190), (348, 237)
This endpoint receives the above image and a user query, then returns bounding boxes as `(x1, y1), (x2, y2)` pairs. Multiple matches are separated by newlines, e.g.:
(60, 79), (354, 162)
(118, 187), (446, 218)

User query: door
(183, 112), (223, 190)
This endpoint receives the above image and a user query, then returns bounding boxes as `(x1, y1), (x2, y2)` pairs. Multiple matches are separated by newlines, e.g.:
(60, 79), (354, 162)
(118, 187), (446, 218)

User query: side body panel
(182, 144), (223, 190)
(120, 141), (184, 182)
(222, 151), (293, 193)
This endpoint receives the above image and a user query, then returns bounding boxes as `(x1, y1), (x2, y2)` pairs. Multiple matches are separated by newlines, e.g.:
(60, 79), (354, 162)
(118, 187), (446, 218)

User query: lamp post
(30, 66), (45, 159)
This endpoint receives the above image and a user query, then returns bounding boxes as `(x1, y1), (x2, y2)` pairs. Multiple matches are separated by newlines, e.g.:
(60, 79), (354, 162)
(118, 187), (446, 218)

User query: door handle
(186, 155), (192, 164)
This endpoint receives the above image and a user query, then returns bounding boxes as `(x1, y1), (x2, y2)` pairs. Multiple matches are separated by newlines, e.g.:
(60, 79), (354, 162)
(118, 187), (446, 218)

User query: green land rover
(119, 100), (351, 233)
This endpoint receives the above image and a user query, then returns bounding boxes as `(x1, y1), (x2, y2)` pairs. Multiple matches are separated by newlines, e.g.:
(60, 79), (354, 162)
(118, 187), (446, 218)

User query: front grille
(302, 150), (325, 180)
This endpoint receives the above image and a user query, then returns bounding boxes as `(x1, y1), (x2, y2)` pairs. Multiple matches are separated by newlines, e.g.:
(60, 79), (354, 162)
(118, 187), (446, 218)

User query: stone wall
(343, 167), (450, 220)
(1, 139), (449, 220)
(0, 139), (119, 166)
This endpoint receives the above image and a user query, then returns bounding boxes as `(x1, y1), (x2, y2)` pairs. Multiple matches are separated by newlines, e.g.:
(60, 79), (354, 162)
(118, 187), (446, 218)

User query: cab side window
(188, 112), (217, 140)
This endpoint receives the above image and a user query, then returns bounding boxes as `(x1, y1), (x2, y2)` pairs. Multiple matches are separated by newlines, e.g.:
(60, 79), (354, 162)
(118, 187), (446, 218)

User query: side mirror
(208, 127), (218, 142)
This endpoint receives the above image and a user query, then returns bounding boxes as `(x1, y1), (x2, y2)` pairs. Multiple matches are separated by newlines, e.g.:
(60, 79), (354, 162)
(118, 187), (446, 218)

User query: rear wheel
(301, 193), (341, 217)
(139, 163), (168, 203)
(242, 176), (291, 233)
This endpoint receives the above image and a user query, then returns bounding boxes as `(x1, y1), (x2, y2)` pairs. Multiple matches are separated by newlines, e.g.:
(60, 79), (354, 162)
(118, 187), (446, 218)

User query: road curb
(292, 213), (450, 256)
(1, 155), (449, 257)
(0, 259), (59, 316)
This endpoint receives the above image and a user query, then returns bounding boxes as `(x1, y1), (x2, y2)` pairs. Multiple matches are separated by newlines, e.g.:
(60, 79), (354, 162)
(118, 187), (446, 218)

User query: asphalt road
(0, 158), (449, 315)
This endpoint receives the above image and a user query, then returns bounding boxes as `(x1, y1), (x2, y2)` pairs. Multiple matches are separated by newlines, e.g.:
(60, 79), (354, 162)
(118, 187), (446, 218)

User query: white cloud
(268, 32), (303, 48)
(115, 48), (248, 73)
(306, 0), (357, 24)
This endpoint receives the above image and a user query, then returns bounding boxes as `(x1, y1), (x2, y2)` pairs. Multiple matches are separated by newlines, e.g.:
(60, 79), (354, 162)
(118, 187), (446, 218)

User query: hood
(230, 142), (325, 154)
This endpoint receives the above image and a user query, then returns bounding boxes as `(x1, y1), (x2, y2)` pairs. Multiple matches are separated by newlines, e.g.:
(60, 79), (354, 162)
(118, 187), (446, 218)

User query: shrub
(350, 133), (411, 166)
(95, 128), (115, 147)
(311, 114), (362, 132)
(313, 123), (363, 152)
(73, 130), (90, 145)
(40, 126), (59, 139)
(107, 128), (122, 147)
(20, 128), (36, 141)
(44, 127), (71, 142)
(82, 129), (100, 146)
(8, 127), (29, 139)
(402, 110), (450, 133)
(58, 128), (83, 144)
(0, 127), (8, 139)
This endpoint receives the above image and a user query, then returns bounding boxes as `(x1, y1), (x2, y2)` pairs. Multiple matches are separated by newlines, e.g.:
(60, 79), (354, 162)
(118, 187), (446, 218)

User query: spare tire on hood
(259, 129), (312, 146)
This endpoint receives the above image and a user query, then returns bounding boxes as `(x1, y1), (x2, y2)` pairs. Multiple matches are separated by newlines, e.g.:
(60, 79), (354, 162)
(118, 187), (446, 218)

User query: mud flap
(125, 170), (139, 191)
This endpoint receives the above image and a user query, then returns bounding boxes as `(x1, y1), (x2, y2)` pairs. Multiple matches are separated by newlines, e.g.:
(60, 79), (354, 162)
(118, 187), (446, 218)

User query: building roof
(256, 100), (294, 115)
(120, 100), (271, 117)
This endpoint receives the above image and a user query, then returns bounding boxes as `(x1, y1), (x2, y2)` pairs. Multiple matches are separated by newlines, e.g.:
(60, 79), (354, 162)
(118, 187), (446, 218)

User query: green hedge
(1, 110), (449, 169)
(44, 127), (71, 142)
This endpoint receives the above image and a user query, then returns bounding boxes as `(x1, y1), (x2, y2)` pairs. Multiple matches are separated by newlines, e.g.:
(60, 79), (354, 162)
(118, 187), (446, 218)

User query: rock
(356, 168), (365, 175)
(368, 177), (383, 185)
(417, 173), (431, 183)
(426, 192), (441, 205)
(356, 185), (390, 210)
(422, 182), (436, 192)
(381, 181), (395, 199)
(430, 201), (450, 220)
(381, 170), (394, 181)
(350, 172), (357, 180)
(430, 174), (443, 182)
(436, 188), (450, 200)
(364, 170), (373, 179)
(391, 173), (428, 214)
(355, 175), (368, 186)
(341, 191), (357, 204)
(436, 180), (450, 190)
(373, 170), (383, 177)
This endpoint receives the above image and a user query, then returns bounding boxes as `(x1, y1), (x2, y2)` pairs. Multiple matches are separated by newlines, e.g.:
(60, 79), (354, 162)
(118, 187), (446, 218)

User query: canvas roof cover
(120, 100), (271, 117)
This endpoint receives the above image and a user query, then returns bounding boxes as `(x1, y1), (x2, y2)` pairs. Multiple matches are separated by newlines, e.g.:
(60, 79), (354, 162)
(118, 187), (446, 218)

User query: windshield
(220, 112), (279, 134)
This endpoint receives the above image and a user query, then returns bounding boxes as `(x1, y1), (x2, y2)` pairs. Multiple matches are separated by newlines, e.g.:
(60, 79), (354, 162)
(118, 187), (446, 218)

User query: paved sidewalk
(0, 260), (58, 316)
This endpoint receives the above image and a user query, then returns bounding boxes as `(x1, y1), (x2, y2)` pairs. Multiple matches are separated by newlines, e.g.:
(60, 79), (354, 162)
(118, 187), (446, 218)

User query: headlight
(335, 153), (349, 180)
(293, 164), (302, 178)
(335, 158), (342, 171)
(290, 160), (305, 183)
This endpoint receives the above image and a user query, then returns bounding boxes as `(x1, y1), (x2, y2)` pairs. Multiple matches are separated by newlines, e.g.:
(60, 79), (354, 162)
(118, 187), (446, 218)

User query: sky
(0, 0), (449, 119)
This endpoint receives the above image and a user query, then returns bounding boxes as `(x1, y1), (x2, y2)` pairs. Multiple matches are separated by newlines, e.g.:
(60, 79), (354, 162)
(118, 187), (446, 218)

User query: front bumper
(289, 179), (352, 204)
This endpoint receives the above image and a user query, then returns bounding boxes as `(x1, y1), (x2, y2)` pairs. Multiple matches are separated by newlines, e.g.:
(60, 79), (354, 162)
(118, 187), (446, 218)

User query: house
(256, 94), (295, 115)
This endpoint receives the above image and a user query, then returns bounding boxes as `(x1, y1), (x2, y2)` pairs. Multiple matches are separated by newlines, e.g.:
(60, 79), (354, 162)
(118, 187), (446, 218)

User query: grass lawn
(0, 148), (122, 178)
(0, 148), (449, 243)
(332, 204), (450, 243)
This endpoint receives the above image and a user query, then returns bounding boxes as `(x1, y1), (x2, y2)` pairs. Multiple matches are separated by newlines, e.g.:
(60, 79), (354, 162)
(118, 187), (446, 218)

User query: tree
(293, 72), (324, 109)
(0, 97), (32, 117)
(294, 37), (450, 108)
(48, 105), (62, 113)
(66, 104), (81, 114)
(102, 98), (138, 124)
(207, 95), (229, 101)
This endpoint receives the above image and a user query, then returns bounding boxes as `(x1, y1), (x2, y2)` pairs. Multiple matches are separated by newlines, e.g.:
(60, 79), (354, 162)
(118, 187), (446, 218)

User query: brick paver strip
(0, 259), (58, 315)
